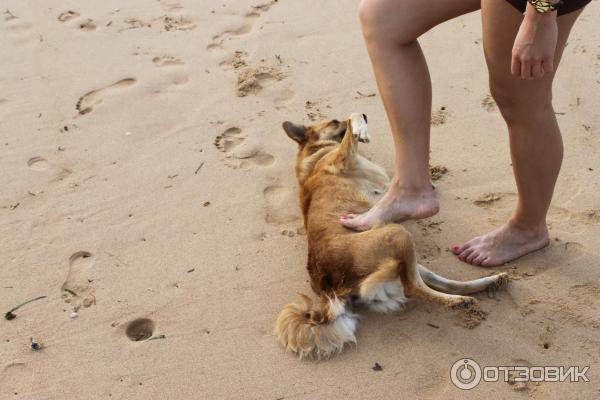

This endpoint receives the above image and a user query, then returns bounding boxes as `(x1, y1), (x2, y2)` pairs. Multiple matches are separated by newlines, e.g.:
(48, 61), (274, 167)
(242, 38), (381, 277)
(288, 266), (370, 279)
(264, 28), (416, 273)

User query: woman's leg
(340, 0), (481, 231)
(452, 0), (584, 266)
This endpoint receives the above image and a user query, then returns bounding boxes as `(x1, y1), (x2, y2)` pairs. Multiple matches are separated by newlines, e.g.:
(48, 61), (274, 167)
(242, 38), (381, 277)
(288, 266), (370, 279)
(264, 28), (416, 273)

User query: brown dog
(275, 113), (508, 359)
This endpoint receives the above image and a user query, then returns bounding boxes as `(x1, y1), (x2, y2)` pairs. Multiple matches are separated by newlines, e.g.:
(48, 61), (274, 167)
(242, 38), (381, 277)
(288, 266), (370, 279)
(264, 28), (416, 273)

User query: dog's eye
(331, 119), (340, 125)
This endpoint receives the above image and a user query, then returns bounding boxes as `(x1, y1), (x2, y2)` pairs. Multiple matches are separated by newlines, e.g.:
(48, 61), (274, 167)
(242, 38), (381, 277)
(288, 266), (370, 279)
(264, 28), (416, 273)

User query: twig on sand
(356, 91), (376, 98)
(5, 295), (47, 320)
(145, 334), (166, 342)
(426, 323), (440, 329)
(195, 162), (205, 174)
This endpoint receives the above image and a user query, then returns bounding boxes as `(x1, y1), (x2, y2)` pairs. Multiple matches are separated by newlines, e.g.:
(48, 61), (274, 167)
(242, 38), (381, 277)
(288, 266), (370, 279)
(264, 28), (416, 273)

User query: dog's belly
(354, 156), (389, 204)
(361, 183), (385, 204)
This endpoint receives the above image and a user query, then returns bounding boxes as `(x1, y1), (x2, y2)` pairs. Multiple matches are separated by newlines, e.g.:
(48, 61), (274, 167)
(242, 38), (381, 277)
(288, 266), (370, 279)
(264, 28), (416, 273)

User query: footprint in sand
(57, 11), (96, 31)
(572, 209), (600, 226)
(76, 78), (137, 115)
(219, 50), (248, 70)
(57, 11), (80, 22)
(568, 282), (600, 307)
(208, 21), (254, 51)
(1, 363), (35, 397)
(247, 0), (279, 16)
(512, 240), (585, 276)
(263, 185), (301, 225)
(121, 18), (152, 31)
(4, 10), (35, 43)
(27, 156), (72, 183)
(61, 251), (96, 308)
(152, 55), (184, 67)
(537, 241), (585, 267)
(237, 66), (285, 97)
(162, 15), (196, 31)
(274, 88), (296, 110)
(169, 73), (189, 86)
(208, 0), (278, 51)
(473, 192), (571, 222)
(27, 156), (50, 171)
(4, 10), (30, 31)
(125, 318), (155, 341)
(214, 127), (275, 169)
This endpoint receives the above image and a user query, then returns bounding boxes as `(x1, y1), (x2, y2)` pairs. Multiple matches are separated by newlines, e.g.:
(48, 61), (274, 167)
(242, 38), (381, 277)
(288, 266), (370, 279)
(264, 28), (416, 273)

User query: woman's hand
(511, 4), (558, 80)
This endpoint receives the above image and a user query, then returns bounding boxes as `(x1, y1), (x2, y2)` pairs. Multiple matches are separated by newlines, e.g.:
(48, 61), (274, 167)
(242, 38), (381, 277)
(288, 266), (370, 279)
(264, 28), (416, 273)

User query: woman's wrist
(524, 1), (559, 22)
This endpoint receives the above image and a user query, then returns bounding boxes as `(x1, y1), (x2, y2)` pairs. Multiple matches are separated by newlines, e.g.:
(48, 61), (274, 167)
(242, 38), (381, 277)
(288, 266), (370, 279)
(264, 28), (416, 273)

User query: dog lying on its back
(275, 113), (509, 359)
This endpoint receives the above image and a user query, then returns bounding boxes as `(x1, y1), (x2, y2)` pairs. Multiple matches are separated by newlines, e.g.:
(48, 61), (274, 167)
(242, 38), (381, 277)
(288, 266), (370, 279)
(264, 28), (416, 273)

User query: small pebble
(372, 362), (383, 371)
(82, 297), (94, 308)
(69, 312), (79, 320)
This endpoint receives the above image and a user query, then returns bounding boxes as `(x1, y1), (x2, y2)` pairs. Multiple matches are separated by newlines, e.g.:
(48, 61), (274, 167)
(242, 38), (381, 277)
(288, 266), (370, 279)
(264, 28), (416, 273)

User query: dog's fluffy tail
(275, 294), (358, 359)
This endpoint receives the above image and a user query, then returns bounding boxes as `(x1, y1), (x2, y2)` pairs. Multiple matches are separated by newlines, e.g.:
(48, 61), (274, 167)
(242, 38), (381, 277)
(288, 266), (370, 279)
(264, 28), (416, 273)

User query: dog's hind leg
(359, 258), (407, 313)
(417, 264), (509, 295)
(351, 224), (477, 309)
(403, 268), (477, 309)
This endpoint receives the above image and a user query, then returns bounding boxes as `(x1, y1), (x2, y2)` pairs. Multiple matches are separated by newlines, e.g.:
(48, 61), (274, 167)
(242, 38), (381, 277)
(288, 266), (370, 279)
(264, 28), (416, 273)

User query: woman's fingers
(542, 56), (555, 74)
(520, 59), (533, 80)
(532, 62), (544, 79)
(513, 54), (553, 80)
(511, 54), (521, 77)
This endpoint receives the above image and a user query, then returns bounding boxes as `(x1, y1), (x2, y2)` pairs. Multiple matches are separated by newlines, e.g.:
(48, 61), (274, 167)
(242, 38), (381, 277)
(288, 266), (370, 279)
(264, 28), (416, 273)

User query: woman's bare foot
(340, 183), (439, 231)
(452, 220), (550, 267)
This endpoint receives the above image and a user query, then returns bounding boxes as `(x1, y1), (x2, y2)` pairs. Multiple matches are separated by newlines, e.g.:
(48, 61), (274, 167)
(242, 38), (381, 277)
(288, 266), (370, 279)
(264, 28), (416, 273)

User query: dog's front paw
(350, 113), (370, 143)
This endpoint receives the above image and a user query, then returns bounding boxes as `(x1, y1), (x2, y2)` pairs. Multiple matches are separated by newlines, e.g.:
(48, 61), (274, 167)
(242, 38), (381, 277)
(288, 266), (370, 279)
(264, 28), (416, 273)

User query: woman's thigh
(481, 0), (583, 105)
(359, 0), (480, 43)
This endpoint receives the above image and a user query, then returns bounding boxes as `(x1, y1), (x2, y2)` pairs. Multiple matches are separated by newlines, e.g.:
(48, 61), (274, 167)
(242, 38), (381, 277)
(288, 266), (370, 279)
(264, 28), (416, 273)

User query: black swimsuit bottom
(506, 0), (591, 15)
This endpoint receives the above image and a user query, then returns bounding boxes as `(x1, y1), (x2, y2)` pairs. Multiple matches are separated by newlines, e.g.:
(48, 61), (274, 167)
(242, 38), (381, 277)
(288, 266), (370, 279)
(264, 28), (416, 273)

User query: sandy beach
(1, 0), (599, 398)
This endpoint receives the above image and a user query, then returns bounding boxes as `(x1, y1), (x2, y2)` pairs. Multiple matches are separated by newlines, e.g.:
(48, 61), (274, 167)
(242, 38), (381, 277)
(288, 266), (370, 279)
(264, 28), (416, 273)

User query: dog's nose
(362, 113), (368, 123)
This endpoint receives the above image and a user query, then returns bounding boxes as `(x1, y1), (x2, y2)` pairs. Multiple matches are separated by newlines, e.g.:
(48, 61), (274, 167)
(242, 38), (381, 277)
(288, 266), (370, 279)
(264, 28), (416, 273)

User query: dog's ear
(282, 121), (308, 144)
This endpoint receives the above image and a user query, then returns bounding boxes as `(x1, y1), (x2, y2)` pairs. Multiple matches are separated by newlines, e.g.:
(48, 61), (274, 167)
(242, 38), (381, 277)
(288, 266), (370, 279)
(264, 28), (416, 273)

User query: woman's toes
(465, 250), (479, 264)
(472, 254), (487, 266)
(451, 244), (465, 255)
(458, 247), (474, 261)
(340, 214), (371, 231)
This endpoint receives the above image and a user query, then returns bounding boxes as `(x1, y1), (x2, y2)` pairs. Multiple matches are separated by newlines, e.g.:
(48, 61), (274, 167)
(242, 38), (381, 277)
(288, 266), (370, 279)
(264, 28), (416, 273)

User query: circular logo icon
(450, 358), (482, 390)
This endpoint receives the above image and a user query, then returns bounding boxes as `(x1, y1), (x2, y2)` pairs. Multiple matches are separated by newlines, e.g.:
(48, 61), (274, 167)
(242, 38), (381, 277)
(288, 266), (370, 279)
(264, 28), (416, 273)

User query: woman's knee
(489, 79), (553, 123)
(358, 0), (419, 45)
